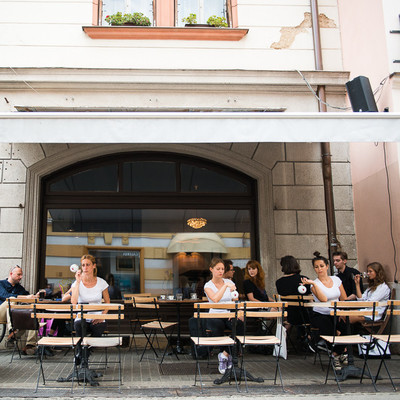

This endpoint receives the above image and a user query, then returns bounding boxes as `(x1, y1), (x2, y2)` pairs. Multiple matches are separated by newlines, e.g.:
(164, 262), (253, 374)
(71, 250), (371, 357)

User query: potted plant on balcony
(105, 12), (125, 26)
(105, 12), (151, 26)
(207, 15), (228, 27)
(124, 12), (151, 26)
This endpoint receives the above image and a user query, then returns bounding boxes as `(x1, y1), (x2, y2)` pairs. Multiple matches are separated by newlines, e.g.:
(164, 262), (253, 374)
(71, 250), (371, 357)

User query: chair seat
(82, 336), (122, 347)
(191, 336), (235, 346)
(37, 336), (80, 346)
(373, 334), (400, 343)
(236, 335), (280, 345)
(320, 334), (370, 344)
(142, 321), (177, 329)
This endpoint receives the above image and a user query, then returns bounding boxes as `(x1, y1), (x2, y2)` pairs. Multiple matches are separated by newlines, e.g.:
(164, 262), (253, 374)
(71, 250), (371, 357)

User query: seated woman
(71, 254), (110, 338)
(204, 257), (243, 375)
(276, 255), (311, 328)
(349, 261), (390, 324)
(301, 252), (347, 371)
(243, 260), (271, 302)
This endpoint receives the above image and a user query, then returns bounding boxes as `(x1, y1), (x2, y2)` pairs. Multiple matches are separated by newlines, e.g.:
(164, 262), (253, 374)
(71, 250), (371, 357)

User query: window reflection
(45, 208), (250, 297)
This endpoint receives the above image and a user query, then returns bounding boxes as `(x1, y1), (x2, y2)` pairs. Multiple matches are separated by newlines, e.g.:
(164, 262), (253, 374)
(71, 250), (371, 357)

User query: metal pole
(310, 0), (341, 273)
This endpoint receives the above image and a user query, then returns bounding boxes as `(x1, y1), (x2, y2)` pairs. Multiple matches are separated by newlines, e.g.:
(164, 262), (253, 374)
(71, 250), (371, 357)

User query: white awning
(0, 112), (399, 142)
(167, 233), (227, 254)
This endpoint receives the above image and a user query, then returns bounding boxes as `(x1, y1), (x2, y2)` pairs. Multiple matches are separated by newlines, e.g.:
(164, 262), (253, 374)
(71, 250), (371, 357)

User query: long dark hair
(367, 262), (387, 292)
(244, 260), (265, 290)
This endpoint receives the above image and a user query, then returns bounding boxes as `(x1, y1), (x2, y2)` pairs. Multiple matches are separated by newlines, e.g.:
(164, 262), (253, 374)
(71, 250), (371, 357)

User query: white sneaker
(218, 352), (228, 374)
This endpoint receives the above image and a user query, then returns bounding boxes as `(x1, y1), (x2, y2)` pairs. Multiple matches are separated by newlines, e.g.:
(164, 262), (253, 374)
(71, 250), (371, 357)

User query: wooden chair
(372, 299), (400, 391)
(320, 301), (379, 392)
(80, 304), (124, 393)
(135, 297), (178, 364)
(191, 302), (239, 393)
(31, 303), (80, 393)
(361, 289), (393, 335)
(124, 294), (156, 353)
(273, 294), (314, 351)
(7, 297), (40, 363)
(236, 301), (287, 392)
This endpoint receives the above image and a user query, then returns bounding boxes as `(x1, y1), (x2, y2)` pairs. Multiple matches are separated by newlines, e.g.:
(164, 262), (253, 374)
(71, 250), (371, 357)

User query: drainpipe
(310, 0), (340, 274)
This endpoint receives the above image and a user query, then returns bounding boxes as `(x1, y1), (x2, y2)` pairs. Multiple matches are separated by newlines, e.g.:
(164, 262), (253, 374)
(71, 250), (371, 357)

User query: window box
(82, 26), (248, 41)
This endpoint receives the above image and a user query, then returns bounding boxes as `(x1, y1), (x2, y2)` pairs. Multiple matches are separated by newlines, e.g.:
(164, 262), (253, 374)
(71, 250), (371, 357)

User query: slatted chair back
(372, 300), (400, 390)
(239, 301), (287, 346)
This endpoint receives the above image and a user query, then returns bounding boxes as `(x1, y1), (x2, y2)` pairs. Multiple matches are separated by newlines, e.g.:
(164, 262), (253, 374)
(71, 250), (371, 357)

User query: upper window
(98, 0), (233, 27)
(47, 155), (251, 194)
(101, 0), (154, 26)
(177, 0), (226, 26)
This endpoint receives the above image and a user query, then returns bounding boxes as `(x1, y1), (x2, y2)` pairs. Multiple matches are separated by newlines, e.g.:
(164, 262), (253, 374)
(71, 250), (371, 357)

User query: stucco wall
(0, 0), (343, 70)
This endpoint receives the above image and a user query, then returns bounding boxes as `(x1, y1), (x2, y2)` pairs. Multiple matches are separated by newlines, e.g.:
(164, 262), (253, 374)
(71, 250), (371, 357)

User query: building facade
(0, 0), (399, 297)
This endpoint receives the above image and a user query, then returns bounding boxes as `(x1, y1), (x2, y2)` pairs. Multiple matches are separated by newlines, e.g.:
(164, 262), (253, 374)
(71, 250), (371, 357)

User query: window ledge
(82, 26), (249, 41)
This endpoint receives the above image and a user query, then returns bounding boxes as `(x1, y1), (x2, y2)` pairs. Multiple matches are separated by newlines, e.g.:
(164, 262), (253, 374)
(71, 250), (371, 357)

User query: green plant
(105, 12), (125, 26)
(207, 15), (228, 27)
(105, 12), (151, 26)
(182, 13), (197, 25)
(124, 12), (151, 26)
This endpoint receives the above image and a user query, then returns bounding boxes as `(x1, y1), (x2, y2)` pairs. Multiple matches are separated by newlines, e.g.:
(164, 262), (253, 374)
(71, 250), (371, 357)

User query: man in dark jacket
(333, 251), (363, 300)
(0, 265), (38, 354)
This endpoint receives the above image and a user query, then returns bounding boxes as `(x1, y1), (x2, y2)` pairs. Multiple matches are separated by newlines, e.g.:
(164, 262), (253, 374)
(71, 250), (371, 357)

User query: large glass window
(41, 153), (256, 299)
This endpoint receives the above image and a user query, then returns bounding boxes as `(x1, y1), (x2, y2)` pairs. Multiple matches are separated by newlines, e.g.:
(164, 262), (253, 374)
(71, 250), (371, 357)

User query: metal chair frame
(372, 300), (400, 391)
(80, 303), (125, 393)
(321, 301), (379, 392)
(136, 297), (178, 364)
(237, 301), (287, 392)
(31, 303), (80, 393)
(191, 302), (239, 393)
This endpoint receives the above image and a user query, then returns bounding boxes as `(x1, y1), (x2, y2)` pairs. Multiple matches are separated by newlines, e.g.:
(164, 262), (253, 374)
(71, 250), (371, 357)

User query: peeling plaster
(271, 12), (336, 50)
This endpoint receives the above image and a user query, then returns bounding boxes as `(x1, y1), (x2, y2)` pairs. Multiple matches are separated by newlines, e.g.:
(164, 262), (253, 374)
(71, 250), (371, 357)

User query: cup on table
(160, 294), (166, 300)
(176, 293), (183, 301)
(167, 295), (174, 300)
(190, 293), (197, 300)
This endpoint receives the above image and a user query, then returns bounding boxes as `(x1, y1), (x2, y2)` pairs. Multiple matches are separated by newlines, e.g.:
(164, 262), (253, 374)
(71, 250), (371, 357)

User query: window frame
(95, 0), (237, 27)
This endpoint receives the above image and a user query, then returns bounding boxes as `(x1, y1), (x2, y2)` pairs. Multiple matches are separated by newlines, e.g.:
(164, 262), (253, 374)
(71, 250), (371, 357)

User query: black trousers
(74, 319), (107, 337)
(206, 318), (244, 353)
(309, 311), (346, 355)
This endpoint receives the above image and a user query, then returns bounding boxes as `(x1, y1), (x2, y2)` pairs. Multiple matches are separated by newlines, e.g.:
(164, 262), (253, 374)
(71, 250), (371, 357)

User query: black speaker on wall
(345, 76), (378, 112)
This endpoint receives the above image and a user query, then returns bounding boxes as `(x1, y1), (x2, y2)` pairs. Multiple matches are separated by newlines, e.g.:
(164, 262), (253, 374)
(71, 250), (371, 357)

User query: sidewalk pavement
(0, 346), (398, 398)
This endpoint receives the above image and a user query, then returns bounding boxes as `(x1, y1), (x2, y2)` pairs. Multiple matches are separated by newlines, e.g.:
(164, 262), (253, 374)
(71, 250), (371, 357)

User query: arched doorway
(39, 152), (258, 298)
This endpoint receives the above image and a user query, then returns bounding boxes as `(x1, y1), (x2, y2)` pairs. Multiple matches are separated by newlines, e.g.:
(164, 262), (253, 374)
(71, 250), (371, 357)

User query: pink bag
(38, 318), (58, 336)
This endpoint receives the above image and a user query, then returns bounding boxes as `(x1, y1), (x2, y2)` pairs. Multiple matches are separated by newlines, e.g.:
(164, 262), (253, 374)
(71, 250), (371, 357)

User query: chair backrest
(385, 300), (400, 339)
(192, 302), (240, 345)
(239, 301), (287, 347)
(193, 302), (239, 320)
(330, 301), (379, 340)
(8, 298), (39, 331)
